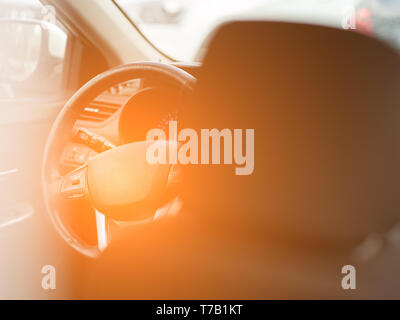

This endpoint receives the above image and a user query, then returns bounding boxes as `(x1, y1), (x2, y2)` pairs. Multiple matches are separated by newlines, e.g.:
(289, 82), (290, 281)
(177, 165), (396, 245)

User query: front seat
(81, 21), (400, 299)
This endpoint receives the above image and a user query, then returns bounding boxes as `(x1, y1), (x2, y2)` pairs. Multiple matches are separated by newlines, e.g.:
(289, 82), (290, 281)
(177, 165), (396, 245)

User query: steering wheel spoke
(60, 164), (89, 200)
(95, 209), (109, 252)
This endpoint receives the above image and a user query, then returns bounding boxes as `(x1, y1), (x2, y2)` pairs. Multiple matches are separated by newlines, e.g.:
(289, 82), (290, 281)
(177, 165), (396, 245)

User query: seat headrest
(182, 21), (400, 248)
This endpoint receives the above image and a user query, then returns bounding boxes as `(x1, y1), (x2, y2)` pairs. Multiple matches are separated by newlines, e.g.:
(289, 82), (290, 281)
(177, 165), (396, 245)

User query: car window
(0, 0), (68, 99)
(115, 0), (400, 62)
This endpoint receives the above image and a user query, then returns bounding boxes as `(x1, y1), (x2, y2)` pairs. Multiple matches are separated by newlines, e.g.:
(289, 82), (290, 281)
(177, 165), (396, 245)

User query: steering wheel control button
(74, 128), (115, 153)
(60, 166), (88, 199)
(67, 146), (78, 161)
(62, 143), (90, 166)
(75, 149), (90, 165)
(78, 129), (91, 143)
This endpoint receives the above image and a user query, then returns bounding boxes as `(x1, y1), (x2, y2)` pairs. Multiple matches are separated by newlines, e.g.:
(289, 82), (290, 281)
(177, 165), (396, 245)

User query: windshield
(115, 0), (400, 62)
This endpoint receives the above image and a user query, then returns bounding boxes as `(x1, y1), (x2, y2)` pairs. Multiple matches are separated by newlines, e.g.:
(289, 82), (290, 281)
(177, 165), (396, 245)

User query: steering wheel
(42, 62), (196, 257)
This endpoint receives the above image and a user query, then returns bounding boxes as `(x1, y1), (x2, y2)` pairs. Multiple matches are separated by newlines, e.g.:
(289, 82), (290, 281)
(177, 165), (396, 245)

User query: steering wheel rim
(42, 62), (196, 257)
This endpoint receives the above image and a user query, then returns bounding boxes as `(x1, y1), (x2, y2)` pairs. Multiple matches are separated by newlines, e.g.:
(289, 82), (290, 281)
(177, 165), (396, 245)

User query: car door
(0, 0), (79, 299)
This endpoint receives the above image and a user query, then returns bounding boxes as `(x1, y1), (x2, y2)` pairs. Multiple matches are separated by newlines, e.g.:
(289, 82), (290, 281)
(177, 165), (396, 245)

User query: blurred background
(2, 0), (400, 98)
(116, 0), (400, 60)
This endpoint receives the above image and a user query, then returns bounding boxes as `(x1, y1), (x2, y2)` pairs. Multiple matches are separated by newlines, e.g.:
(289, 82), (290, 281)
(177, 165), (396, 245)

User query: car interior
(2, 0), (400, 300)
